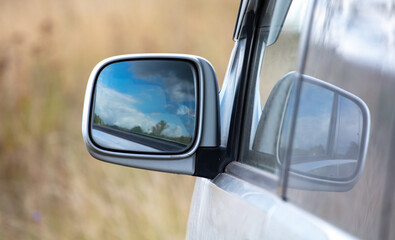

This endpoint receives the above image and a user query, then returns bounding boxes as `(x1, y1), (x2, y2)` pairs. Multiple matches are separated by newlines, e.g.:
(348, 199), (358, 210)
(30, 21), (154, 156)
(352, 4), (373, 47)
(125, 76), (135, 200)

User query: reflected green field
(0, 0), (238, 239)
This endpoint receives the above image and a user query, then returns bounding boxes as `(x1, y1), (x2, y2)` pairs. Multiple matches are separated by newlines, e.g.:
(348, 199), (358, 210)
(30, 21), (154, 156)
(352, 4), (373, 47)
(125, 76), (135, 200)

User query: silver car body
(187, 0), (395, 239)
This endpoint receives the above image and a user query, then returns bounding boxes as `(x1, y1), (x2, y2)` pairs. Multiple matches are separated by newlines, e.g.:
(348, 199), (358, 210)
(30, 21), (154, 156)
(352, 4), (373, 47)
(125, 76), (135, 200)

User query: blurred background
(0, 0), (239, 239)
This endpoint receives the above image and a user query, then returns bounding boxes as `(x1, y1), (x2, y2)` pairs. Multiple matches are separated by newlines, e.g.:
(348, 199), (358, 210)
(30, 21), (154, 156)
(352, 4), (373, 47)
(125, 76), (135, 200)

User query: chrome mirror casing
(82, 54), (220, 177)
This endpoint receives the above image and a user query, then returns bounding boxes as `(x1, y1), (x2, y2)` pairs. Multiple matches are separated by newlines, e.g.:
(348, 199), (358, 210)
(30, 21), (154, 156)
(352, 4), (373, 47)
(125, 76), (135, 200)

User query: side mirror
(253, 73), (370, 191)
(82, 54), (220, 177)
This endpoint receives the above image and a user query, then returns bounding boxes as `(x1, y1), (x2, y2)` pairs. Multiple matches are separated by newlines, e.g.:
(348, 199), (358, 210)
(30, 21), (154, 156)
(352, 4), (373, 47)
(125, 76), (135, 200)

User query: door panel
(186, 169), (354, 240)
(186, 177), (268, 239)
(285, 1), (395, 239)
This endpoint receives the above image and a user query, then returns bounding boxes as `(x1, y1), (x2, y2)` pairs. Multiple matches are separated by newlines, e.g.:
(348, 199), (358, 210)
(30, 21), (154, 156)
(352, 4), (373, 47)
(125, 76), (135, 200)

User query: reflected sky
(94, 60), (196, 140)
(293, 82), (334, 154)
(292, 81), (362, 161)
(312, 0), (395, 74)
(288, 80), (364, 179)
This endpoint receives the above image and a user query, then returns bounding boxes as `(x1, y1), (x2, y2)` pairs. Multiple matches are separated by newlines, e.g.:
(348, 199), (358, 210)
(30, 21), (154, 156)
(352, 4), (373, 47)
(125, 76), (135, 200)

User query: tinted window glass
(292, 82), (334, 158)
(286, 1), (395, 239)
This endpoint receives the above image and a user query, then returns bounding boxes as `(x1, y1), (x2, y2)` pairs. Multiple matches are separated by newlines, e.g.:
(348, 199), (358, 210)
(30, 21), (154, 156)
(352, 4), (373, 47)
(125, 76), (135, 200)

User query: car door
(283, 0), (395, 239)
(187, 0), (394, 239)
(186, 0), (350, 239)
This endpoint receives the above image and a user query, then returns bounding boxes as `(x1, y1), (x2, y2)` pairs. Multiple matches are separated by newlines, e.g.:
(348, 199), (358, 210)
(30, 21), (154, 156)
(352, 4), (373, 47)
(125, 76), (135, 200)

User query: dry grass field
(0, 0), (239, 239)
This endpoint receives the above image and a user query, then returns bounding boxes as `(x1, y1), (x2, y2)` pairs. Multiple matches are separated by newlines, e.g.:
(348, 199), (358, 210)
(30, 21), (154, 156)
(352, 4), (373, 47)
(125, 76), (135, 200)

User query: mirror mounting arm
(194, 147), (225, 179)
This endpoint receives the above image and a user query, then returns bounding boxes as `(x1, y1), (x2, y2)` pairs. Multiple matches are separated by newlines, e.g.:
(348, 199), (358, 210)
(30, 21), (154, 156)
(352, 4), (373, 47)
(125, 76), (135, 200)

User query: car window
(285, 0), (395, 239)
(238, 0), (309, 175)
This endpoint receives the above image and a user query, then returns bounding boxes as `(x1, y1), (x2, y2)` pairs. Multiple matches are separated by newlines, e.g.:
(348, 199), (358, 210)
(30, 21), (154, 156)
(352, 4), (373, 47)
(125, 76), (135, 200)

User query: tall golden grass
(0, 0), (238, 239)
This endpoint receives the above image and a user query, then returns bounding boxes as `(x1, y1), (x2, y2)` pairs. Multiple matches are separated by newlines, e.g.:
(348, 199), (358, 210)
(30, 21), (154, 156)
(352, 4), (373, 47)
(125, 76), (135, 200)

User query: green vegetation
(0, 0), (238, 239)
(93, 114), (105, 125)
(151, 120), (168, 137)
(131, 126), (144, 134)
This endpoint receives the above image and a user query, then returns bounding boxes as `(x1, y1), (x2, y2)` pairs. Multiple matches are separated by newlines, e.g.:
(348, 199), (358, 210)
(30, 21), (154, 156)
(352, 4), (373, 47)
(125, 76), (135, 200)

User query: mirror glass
(281, 80), (365, 180)
(90, 59), (197, 153)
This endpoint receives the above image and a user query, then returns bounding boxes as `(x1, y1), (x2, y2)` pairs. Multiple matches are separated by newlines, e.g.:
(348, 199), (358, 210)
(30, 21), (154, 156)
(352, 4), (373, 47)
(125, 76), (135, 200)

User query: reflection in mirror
(253, 73), (369, 190)
(282, 79), (366, 181)
(90, 59), (197, 153)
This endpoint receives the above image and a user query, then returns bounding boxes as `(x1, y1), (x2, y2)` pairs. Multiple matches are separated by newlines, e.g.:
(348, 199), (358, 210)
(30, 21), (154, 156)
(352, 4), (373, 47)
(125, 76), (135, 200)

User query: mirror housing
(82, 54), (220, 178)
(253, 72), (370, 191)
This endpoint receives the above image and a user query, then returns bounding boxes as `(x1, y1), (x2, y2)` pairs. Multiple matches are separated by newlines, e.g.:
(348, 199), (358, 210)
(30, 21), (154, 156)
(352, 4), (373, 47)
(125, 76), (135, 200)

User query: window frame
(224, 0), (316, 198)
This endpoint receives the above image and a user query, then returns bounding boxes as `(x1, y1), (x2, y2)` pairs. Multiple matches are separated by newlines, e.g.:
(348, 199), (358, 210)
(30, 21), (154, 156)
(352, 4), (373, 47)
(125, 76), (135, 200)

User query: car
(82, 0), (395, 239)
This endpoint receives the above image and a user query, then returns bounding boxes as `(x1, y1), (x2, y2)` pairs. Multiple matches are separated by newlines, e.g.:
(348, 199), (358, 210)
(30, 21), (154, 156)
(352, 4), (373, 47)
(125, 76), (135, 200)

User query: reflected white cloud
(95, 82), (157, 132)
(176, 104), (195, 118)
(94, 82), (190, 138)
(163, 125), (185, 138)
(312, 0), (395, 73)
(129, 61), (195, 103)
(167, 79), (195, 103)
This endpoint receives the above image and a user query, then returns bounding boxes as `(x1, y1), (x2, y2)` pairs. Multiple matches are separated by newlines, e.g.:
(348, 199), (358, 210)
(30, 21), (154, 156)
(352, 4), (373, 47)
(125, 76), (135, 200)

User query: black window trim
(223, 0), (282, 194)
(222, 0), (268, 173)
(223, 0), (317, 199)
(226, 161), (278, 192)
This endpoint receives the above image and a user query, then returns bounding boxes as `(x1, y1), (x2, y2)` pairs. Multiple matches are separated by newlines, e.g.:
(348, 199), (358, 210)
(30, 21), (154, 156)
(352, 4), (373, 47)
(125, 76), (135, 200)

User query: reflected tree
(151, 120), (168, 136)
(94, 114), (104, 125)
(131, 126), (144, 134)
